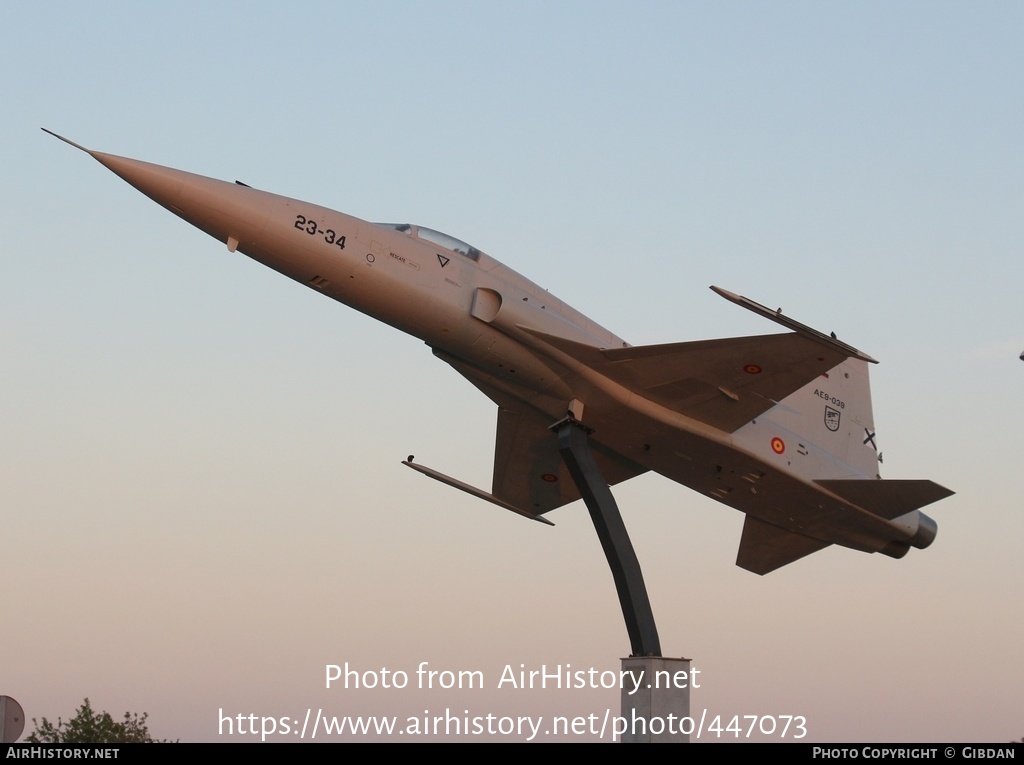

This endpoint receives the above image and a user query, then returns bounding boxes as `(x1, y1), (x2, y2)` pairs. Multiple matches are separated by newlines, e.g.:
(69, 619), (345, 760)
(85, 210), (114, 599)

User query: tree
(25, 698), (174, 743)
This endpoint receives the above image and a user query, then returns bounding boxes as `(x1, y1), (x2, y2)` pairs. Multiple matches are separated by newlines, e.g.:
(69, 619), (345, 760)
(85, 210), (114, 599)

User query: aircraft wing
(492, 401), (649, 514)
(434, 350), (647, 515)
(522, 329), (851, 434)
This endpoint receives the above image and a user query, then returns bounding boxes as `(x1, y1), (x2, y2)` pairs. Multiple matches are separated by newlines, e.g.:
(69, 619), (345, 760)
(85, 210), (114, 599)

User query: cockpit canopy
(375, 223), (482, 261)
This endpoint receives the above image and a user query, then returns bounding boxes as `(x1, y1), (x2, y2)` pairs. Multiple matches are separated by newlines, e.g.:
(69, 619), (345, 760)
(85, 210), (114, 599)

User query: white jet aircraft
(46, 130), (952, 575)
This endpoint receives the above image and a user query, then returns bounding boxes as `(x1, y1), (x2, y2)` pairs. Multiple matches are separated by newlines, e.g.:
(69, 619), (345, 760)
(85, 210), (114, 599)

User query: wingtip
(711, 284), (880, 364)
(402, 458), (555, 526)
(41, 128), (90, 154)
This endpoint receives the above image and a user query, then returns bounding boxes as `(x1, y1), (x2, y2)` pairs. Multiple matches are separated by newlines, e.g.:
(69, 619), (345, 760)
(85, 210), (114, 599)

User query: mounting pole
(554, 418), (661, 657)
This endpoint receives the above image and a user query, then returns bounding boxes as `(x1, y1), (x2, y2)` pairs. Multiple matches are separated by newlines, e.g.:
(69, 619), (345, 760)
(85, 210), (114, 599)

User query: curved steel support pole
(555, 420), (662, 657)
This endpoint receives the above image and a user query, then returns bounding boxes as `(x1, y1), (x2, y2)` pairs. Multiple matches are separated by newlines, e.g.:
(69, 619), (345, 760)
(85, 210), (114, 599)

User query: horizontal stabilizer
(736, 516), (831, 575)
(815, 479), (954, 520)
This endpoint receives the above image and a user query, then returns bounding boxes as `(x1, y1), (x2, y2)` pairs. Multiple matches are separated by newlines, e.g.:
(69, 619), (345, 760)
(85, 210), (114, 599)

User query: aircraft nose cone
(88, 151), (272, 249)
(91, 151), (188, 211)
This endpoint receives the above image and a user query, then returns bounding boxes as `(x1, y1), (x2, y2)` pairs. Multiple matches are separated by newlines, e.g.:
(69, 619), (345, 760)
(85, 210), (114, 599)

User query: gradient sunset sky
(2, 1), (1022, 741)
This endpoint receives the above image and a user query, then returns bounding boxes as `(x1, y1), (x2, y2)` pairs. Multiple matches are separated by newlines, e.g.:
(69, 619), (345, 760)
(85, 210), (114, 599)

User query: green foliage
(25, 698), (174, 743)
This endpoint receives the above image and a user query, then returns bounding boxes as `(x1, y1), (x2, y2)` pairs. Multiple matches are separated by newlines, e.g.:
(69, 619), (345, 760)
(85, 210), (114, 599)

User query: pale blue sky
(2, 1), (1022, 741)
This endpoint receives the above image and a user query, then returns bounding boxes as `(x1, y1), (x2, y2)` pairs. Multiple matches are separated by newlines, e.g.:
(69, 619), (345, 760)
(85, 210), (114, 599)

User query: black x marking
(863, 428), (877, 450)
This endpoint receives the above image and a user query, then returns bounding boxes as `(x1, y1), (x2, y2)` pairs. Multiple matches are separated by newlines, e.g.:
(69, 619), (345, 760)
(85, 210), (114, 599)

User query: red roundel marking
(541, 473), (559, 483)
(770, 437), (785, 454)
(744, 364), (762, 374)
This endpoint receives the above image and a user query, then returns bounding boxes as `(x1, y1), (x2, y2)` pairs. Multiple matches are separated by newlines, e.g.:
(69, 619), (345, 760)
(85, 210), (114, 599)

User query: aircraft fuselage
(49, 133), (951, 574)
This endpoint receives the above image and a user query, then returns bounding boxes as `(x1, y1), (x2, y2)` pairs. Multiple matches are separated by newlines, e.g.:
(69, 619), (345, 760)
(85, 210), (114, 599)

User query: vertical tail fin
(735, 356), (882, 481)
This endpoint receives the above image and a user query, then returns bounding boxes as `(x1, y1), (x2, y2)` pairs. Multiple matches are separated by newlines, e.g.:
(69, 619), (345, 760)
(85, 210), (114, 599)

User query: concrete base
(620, 656), (691, 743)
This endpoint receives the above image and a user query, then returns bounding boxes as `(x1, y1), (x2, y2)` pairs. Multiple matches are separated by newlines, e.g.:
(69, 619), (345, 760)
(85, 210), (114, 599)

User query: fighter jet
(45, 130), (952, 575)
